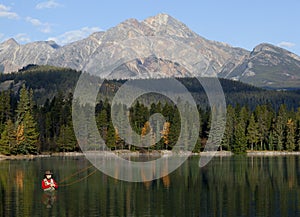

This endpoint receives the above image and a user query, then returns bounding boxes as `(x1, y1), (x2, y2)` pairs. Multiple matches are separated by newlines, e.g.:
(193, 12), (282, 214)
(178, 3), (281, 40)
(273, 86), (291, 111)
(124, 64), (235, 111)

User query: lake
(0, 155), (299, 217)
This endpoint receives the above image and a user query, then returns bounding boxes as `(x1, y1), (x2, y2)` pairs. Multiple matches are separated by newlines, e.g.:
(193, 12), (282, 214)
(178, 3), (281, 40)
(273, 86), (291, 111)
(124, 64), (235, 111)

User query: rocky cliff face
(0, 38), (58, 73)
(1, 14), (300, 88)
(0, 14), (248, 77)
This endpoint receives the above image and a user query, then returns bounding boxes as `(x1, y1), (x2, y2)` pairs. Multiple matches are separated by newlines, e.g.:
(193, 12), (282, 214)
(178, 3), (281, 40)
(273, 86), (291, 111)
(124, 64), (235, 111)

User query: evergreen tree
(221, 105), (235, 151)
(106, 121), (116, 150)
(25, 111), (39, 153)
(56, 123), (77, 152)
(113, 103), (126, 149)
(15, 85), (39, 154)
(16, 85), (30, 124)
(16, 112), (39, 154)
(154, 116), (164, 151)
(130, 101), (149, 134)
(247, 113), (259, 150)
(255, 105), (271, 150)
(0, 91), (11, 134)
(0, 119), (16, 155)
(273, 105), (287, 151)
(169, 108), (180, 148)
(295, 107), (300, 151)
(193, 107), (203, 152)
(286, 119), (295, 151)
(268, 131), (275, 151)
(233, 106), (248, 153)
(96, 109), (108, 141)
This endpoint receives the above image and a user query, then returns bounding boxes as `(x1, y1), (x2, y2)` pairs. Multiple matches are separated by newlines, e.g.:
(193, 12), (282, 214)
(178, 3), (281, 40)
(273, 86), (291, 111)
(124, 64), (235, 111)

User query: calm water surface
(0, 155), (299, 217)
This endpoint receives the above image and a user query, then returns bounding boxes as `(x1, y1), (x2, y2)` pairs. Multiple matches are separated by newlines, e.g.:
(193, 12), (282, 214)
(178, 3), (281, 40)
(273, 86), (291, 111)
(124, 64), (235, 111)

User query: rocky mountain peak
(142, 14), (198, 39)
(253, 43), (283, 54)
(1, 38), (19, 47)
(143, 13), (171, 26)
(252, 43), (300, 62)
(121, 18), (140, 26)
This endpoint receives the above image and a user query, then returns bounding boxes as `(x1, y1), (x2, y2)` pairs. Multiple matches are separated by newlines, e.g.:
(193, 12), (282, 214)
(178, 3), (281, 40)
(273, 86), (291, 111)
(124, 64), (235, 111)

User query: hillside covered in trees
(1, 65), (300, 109)
(0, 66), (300, 155)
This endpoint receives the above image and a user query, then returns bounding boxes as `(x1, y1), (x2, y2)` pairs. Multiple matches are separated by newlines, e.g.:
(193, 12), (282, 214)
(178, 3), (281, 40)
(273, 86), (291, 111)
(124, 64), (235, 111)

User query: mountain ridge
(1, 13), (300, 88)
(219, 43), (300, 88)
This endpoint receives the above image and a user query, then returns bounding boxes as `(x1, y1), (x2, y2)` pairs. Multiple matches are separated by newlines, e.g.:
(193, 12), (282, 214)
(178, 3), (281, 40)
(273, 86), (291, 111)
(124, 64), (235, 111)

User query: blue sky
(1, 0), (300, 55)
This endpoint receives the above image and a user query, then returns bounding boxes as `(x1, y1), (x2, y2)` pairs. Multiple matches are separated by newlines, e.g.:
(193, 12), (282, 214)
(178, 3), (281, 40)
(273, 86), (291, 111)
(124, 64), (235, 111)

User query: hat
(45, 170), (53, 175)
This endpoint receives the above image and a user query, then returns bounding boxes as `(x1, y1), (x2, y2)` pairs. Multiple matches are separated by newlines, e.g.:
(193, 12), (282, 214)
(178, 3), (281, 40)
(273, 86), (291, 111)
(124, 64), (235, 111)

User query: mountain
(0, 14), (248, 76)
(219, 43), (300, 88)
(0, 14), (300, 88)
(0, 38), (59, 73)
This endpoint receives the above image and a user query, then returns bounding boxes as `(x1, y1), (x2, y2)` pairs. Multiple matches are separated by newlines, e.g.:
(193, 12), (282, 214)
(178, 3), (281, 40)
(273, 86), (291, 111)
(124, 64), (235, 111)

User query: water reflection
(86, 152), (190, 182)
(42, 191), (57, 209)
(0, 156), (299, 217)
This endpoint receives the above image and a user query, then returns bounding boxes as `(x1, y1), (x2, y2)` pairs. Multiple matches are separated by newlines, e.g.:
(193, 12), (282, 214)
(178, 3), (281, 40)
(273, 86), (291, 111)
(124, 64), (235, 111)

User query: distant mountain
(219, 43), (300, 88)
(0, 14), (300, 88)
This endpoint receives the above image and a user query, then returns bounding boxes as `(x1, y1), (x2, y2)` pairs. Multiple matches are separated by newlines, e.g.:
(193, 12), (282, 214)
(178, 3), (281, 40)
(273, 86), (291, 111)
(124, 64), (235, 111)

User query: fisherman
(42, 170), (58, 191)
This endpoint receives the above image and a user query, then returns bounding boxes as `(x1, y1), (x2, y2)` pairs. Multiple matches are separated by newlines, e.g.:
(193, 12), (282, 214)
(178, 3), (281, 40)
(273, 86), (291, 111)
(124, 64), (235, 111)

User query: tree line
(0, 84), (300, 155)
(2, 66), (300, 111)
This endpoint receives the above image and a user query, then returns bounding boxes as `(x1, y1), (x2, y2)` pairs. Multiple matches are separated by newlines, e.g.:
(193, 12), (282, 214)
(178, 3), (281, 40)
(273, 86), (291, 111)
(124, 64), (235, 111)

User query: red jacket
(42, 178), (58, 190)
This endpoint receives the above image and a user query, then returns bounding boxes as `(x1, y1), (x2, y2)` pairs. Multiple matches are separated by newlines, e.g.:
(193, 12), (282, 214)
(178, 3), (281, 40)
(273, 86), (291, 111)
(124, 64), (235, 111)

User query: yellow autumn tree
(16, 124), (25, 146)
(141, 121), (151, 148)
(115, 127), (123, 149)
(161, 122), (170, 149)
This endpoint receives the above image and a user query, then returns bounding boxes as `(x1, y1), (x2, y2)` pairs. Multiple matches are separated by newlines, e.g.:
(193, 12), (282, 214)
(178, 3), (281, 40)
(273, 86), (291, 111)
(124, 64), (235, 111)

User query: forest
(0, 66), (300, 155)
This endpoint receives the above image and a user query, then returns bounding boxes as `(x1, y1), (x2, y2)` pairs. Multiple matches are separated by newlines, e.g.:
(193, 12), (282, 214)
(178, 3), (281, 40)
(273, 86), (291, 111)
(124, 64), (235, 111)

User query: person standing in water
(42, 170), (58, 191)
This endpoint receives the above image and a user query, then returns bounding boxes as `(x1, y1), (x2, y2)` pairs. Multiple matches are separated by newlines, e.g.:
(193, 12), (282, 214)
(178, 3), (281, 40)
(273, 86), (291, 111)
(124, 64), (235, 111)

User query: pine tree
(16, 85), (30, 124)
(295, 107), (300, 151)
(15, 85), (39, 154)
(113, 103), (126, 149)
(49, 92), (64, 137)
(154, 116), (164, 150)
(96, 109), (108, 141)
(169, 108), (180, 148)
(255, 105), (271, 150)
(273, 105), (287, 151)
(247, 113), (259, 151)
(0, 119), (16, 155)
(56, 123), (77, 152)
(24, 112), (39, 153)
(268, 131), (275, 151)
(221, 105), (235, 151)
(233, 106), (248, 154)
(106, 121), (116, 150)
(286, 119), (295, 151)
(0, 91), (11, 134)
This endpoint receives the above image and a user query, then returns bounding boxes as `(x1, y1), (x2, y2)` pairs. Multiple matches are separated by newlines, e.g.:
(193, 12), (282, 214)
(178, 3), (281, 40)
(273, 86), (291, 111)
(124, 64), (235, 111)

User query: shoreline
(246, 150), (300, 156)
(1, 150), (300, 160)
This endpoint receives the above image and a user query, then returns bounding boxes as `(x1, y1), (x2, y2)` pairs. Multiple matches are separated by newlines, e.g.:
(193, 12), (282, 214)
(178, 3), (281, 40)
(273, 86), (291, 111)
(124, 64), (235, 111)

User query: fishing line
(59, 169), (98, 187)
(58, 165), (97, 187)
